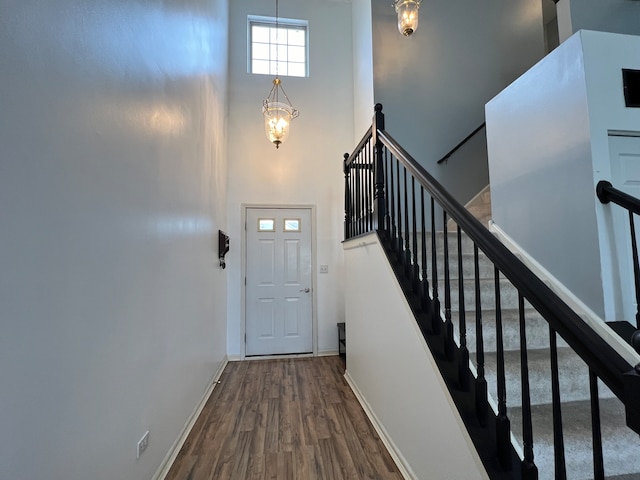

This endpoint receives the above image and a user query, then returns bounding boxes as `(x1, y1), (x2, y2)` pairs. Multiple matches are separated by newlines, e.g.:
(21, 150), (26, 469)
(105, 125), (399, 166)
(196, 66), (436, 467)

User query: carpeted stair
(433, 187), (640, 479)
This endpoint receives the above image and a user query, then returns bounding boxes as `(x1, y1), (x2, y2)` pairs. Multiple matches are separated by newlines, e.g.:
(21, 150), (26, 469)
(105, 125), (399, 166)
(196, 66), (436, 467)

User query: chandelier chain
(275, 0), (279, 78)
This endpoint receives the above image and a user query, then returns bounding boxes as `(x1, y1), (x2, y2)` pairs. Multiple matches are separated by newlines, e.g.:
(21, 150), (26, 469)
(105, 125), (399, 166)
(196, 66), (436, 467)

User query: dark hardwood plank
(165, 356), (404, 480)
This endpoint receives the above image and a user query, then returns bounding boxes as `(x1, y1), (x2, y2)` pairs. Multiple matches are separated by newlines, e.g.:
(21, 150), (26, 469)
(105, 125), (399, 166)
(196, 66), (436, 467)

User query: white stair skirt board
(344, 371), (417, 480)
(154, 358), (228, 480)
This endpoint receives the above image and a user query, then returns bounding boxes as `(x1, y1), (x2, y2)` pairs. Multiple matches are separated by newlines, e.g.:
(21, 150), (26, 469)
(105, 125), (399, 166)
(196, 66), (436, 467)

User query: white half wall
(0, 1), (229, 479)
(226, 0), (355, 357)
(486, 30), (640, 322)
(343, 234), (488, 480)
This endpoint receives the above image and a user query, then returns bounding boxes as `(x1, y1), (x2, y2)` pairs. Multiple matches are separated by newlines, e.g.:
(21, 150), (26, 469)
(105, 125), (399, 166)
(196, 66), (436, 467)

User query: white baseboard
(343, 371), (417, 480)
(317, 349), (339, 357)
(153, 357), (229, 480)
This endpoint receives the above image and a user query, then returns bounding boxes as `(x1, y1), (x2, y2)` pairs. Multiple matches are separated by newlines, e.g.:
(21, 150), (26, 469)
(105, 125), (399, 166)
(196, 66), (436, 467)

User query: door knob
(300, 288), (310, 293)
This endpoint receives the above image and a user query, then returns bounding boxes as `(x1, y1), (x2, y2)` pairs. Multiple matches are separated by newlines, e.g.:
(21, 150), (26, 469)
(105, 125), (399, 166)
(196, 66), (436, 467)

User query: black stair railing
(344, 105), (640, 479)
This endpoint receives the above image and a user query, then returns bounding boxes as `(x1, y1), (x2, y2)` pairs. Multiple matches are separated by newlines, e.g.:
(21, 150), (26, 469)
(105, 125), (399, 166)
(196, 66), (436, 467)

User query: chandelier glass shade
(262, 78), (299, 149)
(393, 0), (421, 36)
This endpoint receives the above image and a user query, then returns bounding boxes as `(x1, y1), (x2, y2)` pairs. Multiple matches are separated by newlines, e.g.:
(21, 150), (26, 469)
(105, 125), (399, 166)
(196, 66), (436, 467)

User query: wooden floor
(165, 356), (404, 480)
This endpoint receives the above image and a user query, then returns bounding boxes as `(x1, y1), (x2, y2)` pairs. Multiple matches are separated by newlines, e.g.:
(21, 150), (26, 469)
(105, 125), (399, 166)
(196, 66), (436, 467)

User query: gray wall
(558, 0), (640, 43)
(0, 1), (229, 479)
(370, 0), (546, 204)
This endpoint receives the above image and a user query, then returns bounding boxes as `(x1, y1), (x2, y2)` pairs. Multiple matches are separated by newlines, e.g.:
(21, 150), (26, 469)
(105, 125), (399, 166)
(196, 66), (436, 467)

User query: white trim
(153, 358), (228, 480)
(317, 349), (339, 357)
(342, 232), (378, 251)
(242, 204), (318, 359)
(489, 220), (640, 366)
(343, 371), (416, 480)
(246, 14), (309, 77)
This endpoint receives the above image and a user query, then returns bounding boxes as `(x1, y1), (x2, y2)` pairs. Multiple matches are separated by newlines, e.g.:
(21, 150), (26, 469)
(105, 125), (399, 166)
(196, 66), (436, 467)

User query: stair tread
(391, 227), (637, 477)
(509, 397), (640, 479)
(482, 347), (615, 405)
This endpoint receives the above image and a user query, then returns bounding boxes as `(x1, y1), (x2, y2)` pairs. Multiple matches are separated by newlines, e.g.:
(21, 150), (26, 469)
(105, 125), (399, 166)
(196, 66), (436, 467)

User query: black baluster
(421, 187), (431, 315)
(355, 153), (361, 236)
(474, 244), (488, 426)
(629, 211), (640, 328)
(388, 153), (396, 249)
(495, 267), (512, 471)
(590, 369), (605, 480)
(383, 148), (391, 235)
(457, 226), (470, 391)
(412, 177), (420, 292)
(431, 197), (441, 335)
(372, 103), (385, 232)
(350, 159), (354, 237)
(365, 142), (371, 232)
(549, 326), (567, 480)
(443, 211), (455, 361)
(519, 294), (538, 479)
(396, 158), (403, 260)
(370, 142), (375, 231)
(403, 166), (411, 277)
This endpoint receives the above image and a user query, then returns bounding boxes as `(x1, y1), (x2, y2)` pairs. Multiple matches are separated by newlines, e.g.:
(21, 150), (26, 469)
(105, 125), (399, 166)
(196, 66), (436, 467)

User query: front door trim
(241, 203), (317, 359)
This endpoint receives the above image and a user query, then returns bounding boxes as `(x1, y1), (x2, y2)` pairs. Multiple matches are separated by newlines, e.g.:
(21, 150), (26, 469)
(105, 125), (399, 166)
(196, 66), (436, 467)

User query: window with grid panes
(248, 16), (308, 78)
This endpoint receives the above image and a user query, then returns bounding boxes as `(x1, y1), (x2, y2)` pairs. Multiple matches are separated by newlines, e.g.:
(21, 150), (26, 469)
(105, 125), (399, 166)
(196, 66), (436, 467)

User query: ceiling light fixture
(393, 0), (421, 37)
(262, 0), (299, 149)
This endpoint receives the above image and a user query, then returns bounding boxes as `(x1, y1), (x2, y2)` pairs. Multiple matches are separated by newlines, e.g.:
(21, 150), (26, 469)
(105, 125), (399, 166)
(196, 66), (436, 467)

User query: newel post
(372, 103), (386, 232)
(343, 153), (351, 240)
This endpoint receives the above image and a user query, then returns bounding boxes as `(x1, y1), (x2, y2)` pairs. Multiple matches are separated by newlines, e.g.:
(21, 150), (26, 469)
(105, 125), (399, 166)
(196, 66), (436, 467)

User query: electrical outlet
(137, 430), (149, 459)
(320, 264), (329, 274)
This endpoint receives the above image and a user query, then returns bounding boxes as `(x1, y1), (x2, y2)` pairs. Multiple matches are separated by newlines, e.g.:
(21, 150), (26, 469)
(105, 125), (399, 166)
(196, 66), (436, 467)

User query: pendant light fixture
(393, 0), (421, 36)
(262, 0), (299, 149)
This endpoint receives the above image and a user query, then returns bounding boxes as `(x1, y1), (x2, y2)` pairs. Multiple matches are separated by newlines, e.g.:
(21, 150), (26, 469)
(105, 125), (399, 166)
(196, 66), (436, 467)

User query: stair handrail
(436, 122), (486, 165)
(597, 180), (640, 216)
(380, 130), (635, 398)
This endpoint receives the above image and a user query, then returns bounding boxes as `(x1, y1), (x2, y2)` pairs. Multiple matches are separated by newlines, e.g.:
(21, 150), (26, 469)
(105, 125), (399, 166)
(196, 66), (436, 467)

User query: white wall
(344, 234), (489, 480)
(0, 1), (229, 479)
(351, 0), (375, 139)
(226, 0), (354, 357)
(370, 0), (546, 204)
(486, 30), (640, 321)
(557, 0), (640, 43)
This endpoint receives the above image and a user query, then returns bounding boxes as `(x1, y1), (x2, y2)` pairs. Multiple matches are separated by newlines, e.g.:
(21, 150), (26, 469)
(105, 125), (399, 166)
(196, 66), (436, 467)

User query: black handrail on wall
(436, 122), (486, 165)
(344, 104), (640, 479)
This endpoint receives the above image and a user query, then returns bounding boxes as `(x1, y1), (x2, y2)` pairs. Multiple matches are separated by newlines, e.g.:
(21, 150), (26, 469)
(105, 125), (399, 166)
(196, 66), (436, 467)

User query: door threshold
(243, 352), (314, 361)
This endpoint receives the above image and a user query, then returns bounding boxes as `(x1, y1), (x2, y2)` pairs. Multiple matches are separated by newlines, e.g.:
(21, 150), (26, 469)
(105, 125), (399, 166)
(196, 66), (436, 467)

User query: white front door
(607, 135), (640, 322)
(245, 207), (313, 356)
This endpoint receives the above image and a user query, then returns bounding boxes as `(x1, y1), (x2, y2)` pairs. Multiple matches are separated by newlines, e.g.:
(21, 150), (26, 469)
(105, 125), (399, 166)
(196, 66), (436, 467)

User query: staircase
(443, 196), (640, 479)
(344, 104), (640, 479)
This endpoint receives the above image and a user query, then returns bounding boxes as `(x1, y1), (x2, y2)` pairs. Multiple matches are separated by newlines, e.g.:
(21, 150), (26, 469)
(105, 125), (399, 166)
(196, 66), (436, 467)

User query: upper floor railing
(344, 104), (640, 479)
